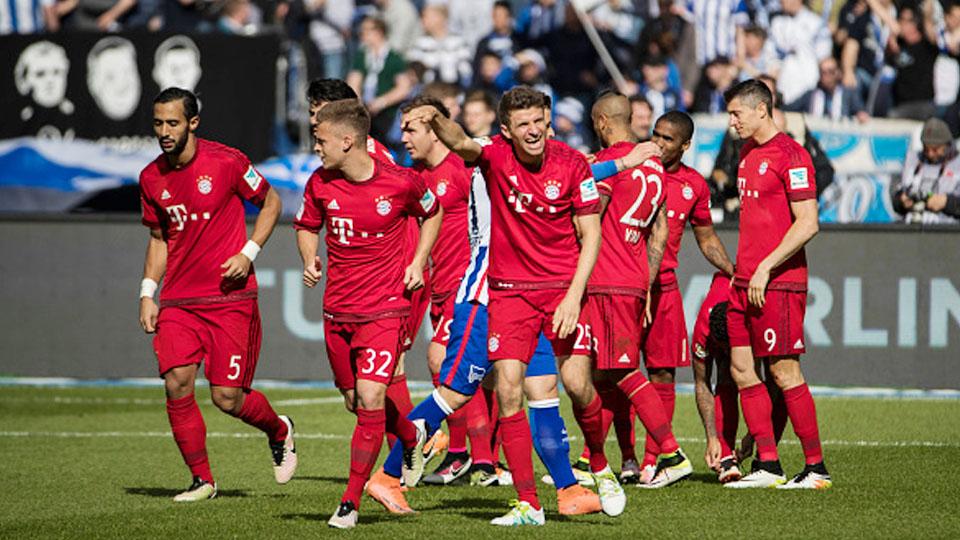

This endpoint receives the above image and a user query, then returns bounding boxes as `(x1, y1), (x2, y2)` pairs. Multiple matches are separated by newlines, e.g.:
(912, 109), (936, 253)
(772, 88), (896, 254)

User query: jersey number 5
(620, 170), (663, 228)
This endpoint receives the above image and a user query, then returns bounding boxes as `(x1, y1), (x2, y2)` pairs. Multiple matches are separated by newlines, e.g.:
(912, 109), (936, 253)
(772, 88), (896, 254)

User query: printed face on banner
(14, 41), (74, 118)
(87, 37), (142, 121)
(153, 36), (202, 92)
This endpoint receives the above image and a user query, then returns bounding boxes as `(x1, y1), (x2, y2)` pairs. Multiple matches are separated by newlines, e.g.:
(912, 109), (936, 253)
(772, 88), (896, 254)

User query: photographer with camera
(892, 118), (960, 225)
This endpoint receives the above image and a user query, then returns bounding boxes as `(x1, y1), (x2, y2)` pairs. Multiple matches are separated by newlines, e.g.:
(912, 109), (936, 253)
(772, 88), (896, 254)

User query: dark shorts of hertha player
(429, 290), (457, 346)
(573, 293), (647, 370)
(487, 288), (583, 362)
(727, 286), (807, 357)
(153, 298), (261, 388)
(641, 284), (692, 368)
(325, 316), (408, 390)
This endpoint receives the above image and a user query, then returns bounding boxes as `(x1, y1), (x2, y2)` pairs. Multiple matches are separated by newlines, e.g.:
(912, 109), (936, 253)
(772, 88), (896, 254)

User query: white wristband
(140, 278), (158, 299)
(240, 240), (261, 262)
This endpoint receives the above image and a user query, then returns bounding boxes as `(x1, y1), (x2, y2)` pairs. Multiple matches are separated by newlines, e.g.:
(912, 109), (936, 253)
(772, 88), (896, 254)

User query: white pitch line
(0, 431), (956, 448)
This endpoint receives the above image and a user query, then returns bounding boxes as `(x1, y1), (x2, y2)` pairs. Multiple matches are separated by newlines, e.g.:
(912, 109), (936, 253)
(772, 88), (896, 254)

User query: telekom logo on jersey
(164, 204), (211, 231)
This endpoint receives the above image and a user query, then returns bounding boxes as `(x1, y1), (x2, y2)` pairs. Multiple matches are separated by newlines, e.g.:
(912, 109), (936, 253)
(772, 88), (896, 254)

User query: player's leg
(724, 287), (785, 488)
(763, 361), (789, 443)
(768, 355), (830, 490)
(425, 335), (472, 485)
(205, 301), (295, 484)
(154, 308), (215, 501)
(714, 359), (742, 483)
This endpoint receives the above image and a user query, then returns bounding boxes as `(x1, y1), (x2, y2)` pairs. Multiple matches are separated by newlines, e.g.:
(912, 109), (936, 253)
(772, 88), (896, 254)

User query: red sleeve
(570, 152), (601, 215)
(292, 172), (325, 233)
(689, 175), (713, 227)
(780, 145), (817, 202)
(139, 173), (161, 229)
(404, 170), (440, 219)
(233, 154), (271, 206)
(468, 136), (498, 169)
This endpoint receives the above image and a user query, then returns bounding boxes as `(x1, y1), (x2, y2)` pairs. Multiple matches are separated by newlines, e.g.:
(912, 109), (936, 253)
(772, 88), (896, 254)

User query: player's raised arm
(139, 228), (167, 333)
(405, 105), (482, 163)
(693, 224), (735, 277)
(553, 212), (600, 339)
(747, 198), (819, 308)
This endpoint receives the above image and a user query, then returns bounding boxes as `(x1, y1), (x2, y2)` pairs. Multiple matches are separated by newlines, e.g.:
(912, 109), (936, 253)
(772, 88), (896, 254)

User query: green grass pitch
(2, 385), (959, 539)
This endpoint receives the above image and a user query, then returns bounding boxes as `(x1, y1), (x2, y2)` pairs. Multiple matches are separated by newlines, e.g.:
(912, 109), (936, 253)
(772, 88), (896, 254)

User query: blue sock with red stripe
(383, 390), (453, 478)
(529, 398), (577, 489)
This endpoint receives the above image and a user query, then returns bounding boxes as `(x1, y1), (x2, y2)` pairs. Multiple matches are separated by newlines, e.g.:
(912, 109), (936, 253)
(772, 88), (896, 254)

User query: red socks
(499, 411), (540, 509)
(465, 392), (495, 465)
(583, 383), (637, 463)
(739, 382), (779, 462)
(618, 371), (679, 457)
(343, 408), (386, 508)
(769, 382), (788, 444)
(642, 382), (676, 465)
(783, 383), (823, 465)
(714, 383), (739, 457)
(447, 406), (469, 454)
(235, 389), (287, 443)
(385, 375), (415, 449)
(166, 394), (213, 483)
(571, 394), (609, 472)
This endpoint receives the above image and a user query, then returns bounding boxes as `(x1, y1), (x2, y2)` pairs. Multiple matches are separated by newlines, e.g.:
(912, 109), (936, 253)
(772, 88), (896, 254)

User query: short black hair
(657, 110), (695, 143)
(723, 78), (773, 114)
(154, 87), (199, 119)
(307, 78), (357, 105)
(494, 0), (512, 14)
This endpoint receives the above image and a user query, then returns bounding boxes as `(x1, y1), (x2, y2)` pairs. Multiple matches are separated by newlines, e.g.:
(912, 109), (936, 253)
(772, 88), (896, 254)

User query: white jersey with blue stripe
(455, 163), (491, 305)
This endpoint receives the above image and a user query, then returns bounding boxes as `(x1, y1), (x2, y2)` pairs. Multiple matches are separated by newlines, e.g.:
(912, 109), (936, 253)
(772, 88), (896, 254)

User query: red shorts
(429, 291), (456, 346)
(727, 286), (807, 357)
(403, 277), (432, 352)
(487, 288), (581, 362)
(153, 299), (261, 388)
(576, 293), (646, 370)
(325, 317), (407, 390)
(641, 286), (691, 369)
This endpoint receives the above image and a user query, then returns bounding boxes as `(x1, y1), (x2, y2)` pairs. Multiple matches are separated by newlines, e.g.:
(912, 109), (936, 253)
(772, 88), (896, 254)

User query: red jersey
(735, 132), (817, 291)
(139, 138), (269, 304)
(691, 272), (731, 363)
(474, 136), (601, 289)
(294, 158), (439, 321)
(415, 151), (472, 296)
(590, 142), (665, 297)
(655, 163), (713, 288)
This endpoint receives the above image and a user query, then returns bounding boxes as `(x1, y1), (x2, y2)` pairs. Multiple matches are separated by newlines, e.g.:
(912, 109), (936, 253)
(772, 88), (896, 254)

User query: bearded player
(722, 79), (830, 489)
(138, 87), (296, 502)
(295, 100), (442, 527)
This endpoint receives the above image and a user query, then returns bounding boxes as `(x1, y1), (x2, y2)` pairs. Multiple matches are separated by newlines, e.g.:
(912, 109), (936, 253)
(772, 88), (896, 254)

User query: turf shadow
(290, 475), (344, 485)
(280, 513), (394, 525)
(684, 472), (722, 485)
(124, 487), (249, 498)
(414, 497), (506, 511)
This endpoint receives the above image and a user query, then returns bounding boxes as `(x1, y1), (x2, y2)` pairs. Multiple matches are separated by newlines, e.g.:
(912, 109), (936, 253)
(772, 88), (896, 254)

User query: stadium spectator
(692, 56), (738, 114)
(217, 0), (257, 34)
(509, 48), (554, 103)
(160, 0), (213, 32)
(891, 117), (960, 224)
(792, 56), (869, 122)
(515, 0), (566, 50)
(474, 1), (517, 73)
(0, 0), (59, 33)
(629, 94), (653, 141)
(406, 2), (473, 88)
(447, 0), (494, 52)
(639, 55), (684, 120)
(737, 24), (780, 82)
(637, 0), (695, 98)
(839, 0), (896, 115)
(767, 0), (833, 108)
(461, 89), (498, 137)
(552, 96), (589, 152)
(347, 15), (413, 141)
(474, 52), (507, 96)
(589, 0), (644, 66)
(61, 0), (136, 30)
(886, 1), (939, 121)
(304, 0), (353, 79)
(544, 2), (602, 99)
(421, 81), (462, 122)
(374, 0), (422, 53)
(682, 0), (749, 70)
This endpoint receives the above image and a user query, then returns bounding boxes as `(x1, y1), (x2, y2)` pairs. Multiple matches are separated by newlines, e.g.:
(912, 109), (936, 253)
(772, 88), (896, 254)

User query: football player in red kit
(722, 79), (830, 489)
(294, 100), (443, 527)
(138, 88), (296, 502)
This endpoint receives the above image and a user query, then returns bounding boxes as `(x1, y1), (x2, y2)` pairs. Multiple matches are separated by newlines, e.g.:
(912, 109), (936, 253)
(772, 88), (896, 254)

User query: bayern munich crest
(682, 185), (694, 200)
(544, 179), (561, 200)
(759, 161), (769, 175)
(196, 175), (213, 195)
(488, 335), (500, 352)
(375, 195), (392, 216)
(437, 180), (448, 196)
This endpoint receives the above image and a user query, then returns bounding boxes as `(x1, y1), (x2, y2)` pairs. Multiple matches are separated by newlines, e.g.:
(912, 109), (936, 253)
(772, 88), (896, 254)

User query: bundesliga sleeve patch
(244, 165), (264, 191)
(579, 177), (600, 202)
(788, 167), (809, 190)
(420, 189), (437, 212)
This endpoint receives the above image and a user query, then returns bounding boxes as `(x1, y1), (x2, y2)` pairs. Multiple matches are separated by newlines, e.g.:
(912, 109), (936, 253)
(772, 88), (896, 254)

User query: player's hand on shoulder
(139, 297), (159, 334)
(221, 253), (253, 281)
(403, 263), (424, 291)
(552, 293), (581, 339)
(302, 256), (322, 288)
(624, 141), (662, 169)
